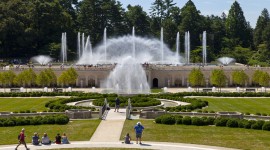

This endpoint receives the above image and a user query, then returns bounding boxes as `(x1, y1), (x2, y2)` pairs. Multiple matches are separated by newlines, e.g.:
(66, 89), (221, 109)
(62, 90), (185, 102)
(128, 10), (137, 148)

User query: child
(124, 133), (131, 144)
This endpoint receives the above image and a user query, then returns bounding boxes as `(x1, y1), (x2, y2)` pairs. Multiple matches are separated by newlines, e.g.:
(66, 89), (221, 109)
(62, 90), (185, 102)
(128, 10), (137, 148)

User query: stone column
(182, 76), (185, 86)
(85, 76), (89, 87)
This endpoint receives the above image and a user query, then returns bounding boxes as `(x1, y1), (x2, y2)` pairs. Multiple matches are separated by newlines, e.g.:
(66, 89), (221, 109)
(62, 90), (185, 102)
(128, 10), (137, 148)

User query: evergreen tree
(225, 1), (250, 48)
(179, 0), (203, 50)
(125, 5), (150, 36)
(77, 0), (126, 46)
(254, 9), (270, 47)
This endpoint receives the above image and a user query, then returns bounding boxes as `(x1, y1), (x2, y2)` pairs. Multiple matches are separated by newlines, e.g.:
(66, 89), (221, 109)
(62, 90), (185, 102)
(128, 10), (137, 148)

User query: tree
(231, 46), (252, 64)
(14, 69), (36, 90)
(77, 0), (126, 46)
(252, 70), (263, 87)
(44, 68), (57, 87)
(0, 0), (36, 58)
(259, 72), (270, 87)
(58, 68), (78, 87)
(210, 69), (227, 92)
(162, 18), (178, 49)
(232, 70), (249, 87)
(36, 70), (49, 87)
(1, 70), (16, 90)
(252, 70), (270, 87)
(262, 22), (270, 50)
(225, 1), (251, 48)
(254, 9), (270, 47)
(125, 5), (150, 36)
(14, 71), (28, 87)
(25, 68), (36, 89)
(179, 0), (203, 50)
(188, 68), (204, 92)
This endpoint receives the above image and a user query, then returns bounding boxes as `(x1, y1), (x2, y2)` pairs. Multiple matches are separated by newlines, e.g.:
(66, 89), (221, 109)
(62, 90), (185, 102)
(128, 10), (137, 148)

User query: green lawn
(0, 97), (56, 112)
(121, 120), (270, 150)
(198, 97), (270, 114)
(151, 89), (162, 93)
(0, 120), (100, 145)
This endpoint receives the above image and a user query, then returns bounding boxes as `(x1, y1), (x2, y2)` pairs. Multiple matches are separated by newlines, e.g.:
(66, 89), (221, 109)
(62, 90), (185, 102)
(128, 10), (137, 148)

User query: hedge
(93, 96), (161, 107)
(155, 114), (270, 132)
(0, 115), (69, 127)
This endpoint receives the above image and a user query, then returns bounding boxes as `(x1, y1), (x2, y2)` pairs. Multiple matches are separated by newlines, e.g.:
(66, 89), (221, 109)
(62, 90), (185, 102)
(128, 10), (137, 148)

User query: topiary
(54, 115), (69, 124)
(182, 116), (192, 125)
(160, 114), (175, 125)
(206, 117), (215, 125)
(175, 115), (183, 125)
(191, 117), (204, 126)
(226, 119), (239, 128)
(155, 116), (162, 124)
(262, 121), (270, 131)
(214, 118), (228, 127)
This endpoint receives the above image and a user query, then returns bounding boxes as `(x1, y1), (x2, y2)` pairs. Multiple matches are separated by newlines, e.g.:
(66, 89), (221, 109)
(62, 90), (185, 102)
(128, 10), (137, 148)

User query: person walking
(15, 128), (29, 150)
(114, 97), (120, 112)
(134, 122), (144, 144)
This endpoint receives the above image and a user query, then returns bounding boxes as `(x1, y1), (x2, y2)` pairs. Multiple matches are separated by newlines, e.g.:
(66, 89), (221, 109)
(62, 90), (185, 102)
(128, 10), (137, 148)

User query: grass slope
(0, 98), (56, 112)
(199, 97), (270, 114)
(0, 120), (100, 145)
(121, 120), (270, 150)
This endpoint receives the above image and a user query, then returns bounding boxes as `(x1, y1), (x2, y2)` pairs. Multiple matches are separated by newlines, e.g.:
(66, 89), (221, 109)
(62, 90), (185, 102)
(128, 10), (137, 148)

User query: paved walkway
(0, 141), (238, 150)
(90, 108), (126, 142)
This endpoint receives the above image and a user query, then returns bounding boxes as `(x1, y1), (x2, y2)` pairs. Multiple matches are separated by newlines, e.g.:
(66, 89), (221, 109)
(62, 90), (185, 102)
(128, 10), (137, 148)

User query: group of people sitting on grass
(32, 132), (70, 145)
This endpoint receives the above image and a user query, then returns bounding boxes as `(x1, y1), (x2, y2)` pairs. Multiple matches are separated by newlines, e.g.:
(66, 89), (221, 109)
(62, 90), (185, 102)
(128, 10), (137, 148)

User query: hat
(137, 122), (141, 125)
(22, 128), (25, 131)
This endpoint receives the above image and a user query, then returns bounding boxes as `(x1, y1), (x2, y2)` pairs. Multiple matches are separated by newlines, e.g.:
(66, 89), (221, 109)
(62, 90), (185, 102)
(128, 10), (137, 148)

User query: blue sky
(119, 0), (270, 28)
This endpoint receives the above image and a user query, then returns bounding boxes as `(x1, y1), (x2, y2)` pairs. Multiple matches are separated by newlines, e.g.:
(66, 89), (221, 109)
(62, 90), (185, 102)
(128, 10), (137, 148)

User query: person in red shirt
(15, 128), (29, 150)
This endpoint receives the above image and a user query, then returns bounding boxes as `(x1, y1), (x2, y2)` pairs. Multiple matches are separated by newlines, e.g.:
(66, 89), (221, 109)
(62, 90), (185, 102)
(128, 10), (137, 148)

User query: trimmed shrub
(155, 116), (162, 124)
(175, 117), (182, 124)
(262, 122), (270, 131)
(159, 114), (175, 125)
(226, 119), (239, 128)
(251, 120), (265, 130)
(203, 117), (215, 125)
(191, 117), (204, 126)
(238, 119), (248, 128)
(182, 116), (192, 125)
(215, 118), (228, 127)
(55, 115), (69, 125)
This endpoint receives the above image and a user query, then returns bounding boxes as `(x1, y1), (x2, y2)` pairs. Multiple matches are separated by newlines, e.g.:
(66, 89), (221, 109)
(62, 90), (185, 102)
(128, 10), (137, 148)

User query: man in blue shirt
(134, 122), (144, 144)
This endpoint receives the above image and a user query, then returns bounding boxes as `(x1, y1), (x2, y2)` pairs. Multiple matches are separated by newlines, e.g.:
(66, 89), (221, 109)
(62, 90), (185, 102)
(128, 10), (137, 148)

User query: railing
(99, 98), (108, 120)
(126, 98), (132, 119)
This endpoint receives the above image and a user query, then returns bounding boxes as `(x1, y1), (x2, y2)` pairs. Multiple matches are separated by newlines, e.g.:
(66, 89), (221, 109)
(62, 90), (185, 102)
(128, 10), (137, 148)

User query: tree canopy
(0, 0), (270, 66)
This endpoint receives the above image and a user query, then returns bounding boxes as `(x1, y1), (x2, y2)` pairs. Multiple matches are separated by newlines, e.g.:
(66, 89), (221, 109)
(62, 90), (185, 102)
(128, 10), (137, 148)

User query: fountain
(104, 28), (107, 63)
(161, 27), (164, 62)
(132, 27), (135, 58)
(217, 57), (235, 65)
(77, 34), (179, 65)
(176, 32), (180, 58)
(77, 32), (81, 59)
(84, 36), (93, 58)
(61, 32), (67, 63)
(102, 56), (150, 94)
(31, 55), (53, 65)
(77, 28), (181, 94)
(185, 31), (190, 64)
(82, 33), (85, 55)
(202, 31), (207, 65)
